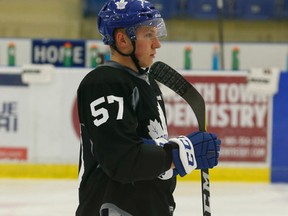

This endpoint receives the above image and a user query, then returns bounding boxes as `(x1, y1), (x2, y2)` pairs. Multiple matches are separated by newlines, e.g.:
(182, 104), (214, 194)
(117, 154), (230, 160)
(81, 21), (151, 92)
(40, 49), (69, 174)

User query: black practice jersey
(76, 61), (176, 216)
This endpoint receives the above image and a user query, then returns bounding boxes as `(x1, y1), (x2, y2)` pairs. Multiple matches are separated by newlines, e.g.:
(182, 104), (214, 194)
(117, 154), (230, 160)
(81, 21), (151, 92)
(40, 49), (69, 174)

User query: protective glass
(127, 18), (167, 41)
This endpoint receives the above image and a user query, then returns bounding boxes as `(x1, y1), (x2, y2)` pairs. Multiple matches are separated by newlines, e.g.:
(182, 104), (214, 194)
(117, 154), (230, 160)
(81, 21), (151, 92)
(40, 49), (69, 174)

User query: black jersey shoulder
(79, 61), (150, 90)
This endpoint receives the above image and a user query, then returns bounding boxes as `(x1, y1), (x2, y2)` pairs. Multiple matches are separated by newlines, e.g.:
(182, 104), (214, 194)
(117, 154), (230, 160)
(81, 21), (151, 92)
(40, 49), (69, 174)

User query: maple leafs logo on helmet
(115, 0), (128, 10)
(97, 0), (167, 45)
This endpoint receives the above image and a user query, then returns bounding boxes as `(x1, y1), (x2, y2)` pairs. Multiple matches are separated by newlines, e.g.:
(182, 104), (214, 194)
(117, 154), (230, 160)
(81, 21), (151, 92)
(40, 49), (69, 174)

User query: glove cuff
(168, 136), (197, 177)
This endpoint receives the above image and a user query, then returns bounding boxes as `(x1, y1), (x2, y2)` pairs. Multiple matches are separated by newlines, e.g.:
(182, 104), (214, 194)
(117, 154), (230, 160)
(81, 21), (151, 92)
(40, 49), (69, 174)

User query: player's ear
(114, 29), (130, 48)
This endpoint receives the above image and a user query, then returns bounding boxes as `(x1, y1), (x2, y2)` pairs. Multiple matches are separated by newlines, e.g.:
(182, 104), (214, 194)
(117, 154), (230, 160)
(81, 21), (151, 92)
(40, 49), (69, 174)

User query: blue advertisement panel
(272, 71), (288, 183)
(32, 39), (85, 67)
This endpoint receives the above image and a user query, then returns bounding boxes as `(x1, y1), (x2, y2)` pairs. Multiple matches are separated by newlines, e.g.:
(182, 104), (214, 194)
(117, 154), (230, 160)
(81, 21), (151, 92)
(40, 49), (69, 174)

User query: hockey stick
(149, 61), (211, 216)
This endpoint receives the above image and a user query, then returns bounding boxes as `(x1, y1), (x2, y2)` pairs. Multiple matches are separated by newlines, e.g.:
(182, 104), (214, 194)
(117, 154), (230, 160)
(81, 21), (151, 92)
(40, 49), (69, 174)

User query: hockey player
(76, 0), (221, 216)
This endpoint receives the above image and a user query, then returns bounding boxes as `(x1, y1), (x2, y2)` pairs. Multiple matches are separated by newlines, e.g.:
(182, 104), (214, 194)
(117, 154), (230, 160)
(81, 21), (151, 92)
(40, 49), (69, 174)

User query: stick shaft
(182, 89), (211, 215)
(149, 62), (211, 215)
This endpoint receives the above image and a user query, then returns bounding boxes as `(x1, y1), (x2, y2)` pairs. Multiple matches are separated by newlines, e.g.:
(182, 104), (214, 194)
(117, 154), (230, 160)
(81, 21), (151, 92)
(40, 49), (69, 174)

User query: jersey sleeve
(77, 68), (171, 183)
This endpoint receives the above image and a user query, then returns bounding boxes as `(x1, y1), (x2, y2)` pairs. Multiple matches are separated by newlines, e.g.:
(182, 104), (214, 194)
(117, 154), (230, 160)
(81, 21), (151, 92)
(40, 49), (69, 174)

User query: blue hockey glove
(167, 132), (221, 177)
(167, 136), (197, 177)
(186, 131), (221, 170)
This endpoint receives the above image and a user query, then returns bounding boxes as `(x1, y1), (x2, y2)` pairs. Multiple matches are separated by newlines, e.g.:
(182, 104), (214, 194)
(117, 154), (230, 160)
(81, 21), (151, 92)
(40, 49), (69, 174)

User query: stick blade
(149, 61), (191, 96)
(149, 61), (206, 131)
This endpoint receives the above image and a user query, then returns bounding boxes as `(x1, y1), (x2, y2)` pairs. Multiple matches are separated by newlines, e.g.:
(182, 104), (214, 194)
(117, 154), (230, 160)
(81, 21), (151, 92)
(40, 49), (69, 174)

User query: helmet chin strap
(111, 41), (148, 75)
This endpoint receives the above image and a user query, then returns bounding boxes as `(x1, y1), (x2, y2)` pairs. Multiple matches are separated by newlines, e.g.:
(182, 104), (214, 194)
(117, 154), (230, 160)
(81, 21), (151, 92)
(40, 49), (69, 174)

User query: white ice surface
(0, 179), (287, 216)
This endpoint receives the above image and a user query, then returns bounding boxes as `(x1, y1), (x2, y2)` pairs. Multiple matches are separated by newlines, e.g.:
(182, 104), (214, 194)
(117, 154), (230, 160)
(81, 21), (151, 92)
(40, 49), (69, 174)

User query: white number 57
(90, 95), (124, 127)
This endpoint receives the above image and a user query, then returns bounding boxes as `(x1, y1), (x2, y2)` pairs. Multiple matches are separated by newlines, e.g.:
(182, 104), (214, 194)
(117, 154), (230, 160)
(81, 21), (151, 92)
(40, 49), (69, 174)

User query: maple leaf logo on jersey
(148, 119), (166, 139)
(115, 0), (128, 10)
(147, 103), (168, 139)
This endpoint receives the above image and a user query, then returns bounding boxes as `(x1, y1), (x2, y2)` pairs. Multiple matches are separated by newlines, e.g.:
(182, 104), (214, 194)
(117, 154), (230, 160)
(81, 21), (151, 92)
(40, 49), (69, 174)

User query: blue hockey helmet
(97, 0), (167, 45)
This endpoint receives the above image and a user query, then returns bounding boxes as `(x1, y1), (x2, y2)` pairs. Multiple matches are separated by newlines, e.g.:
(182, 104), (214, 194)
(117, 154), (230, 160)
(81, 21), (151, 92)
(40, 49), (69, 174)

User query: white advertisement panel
(0, 85), (32, 160)
(0, 67), (89, 163)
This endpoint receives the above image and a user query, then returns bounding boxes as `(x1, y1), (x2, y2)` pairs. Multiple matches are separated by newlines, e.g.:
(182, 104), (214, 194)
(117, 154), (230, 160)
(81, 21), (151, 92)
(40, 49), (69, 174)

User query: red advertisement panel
(163, 73), (270, 163)
(0, 147), (27, 160)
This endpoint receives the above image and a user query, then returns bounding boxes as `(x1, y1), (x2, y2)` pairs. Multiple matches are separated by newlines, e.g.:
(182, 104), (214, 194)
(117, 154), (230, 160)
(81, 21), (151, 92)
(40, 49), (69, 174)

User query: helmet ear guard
(125, 27), (137, 41)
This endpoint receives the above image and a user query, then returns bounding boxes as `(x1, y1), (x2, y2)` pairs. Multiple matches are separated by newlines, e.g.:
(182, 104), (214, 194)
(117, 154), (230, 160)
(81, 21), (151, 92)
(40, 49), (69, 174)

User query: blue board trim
(0, 74), (28, 86)
(271, 71), (288, 183)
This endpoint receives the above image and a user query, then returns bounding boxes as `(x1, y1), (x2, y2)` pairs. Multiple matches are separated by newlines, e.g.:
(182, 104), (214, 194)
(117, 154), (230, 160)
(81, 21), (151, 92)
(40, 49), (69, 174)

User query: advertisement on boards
(162, 72), (271, 163)
(32, 39), (86, 67)
(0, 73), (30, 160)
(0, 39), (31, 67)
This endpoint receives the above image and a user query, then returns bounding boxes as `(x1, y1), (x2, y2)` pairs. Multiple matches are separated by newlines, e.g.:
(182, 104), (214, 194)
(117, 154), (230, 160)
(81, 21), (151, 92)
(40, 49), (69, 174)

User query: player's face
(135, 26), (161, 68)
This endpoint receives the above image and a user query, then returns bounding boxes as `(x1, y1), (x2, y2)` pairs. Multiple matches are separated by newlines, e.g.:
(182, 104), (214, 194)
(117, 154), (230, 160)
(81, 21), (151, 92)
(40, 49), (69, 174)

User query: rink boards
(0, 67), (287, 182)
